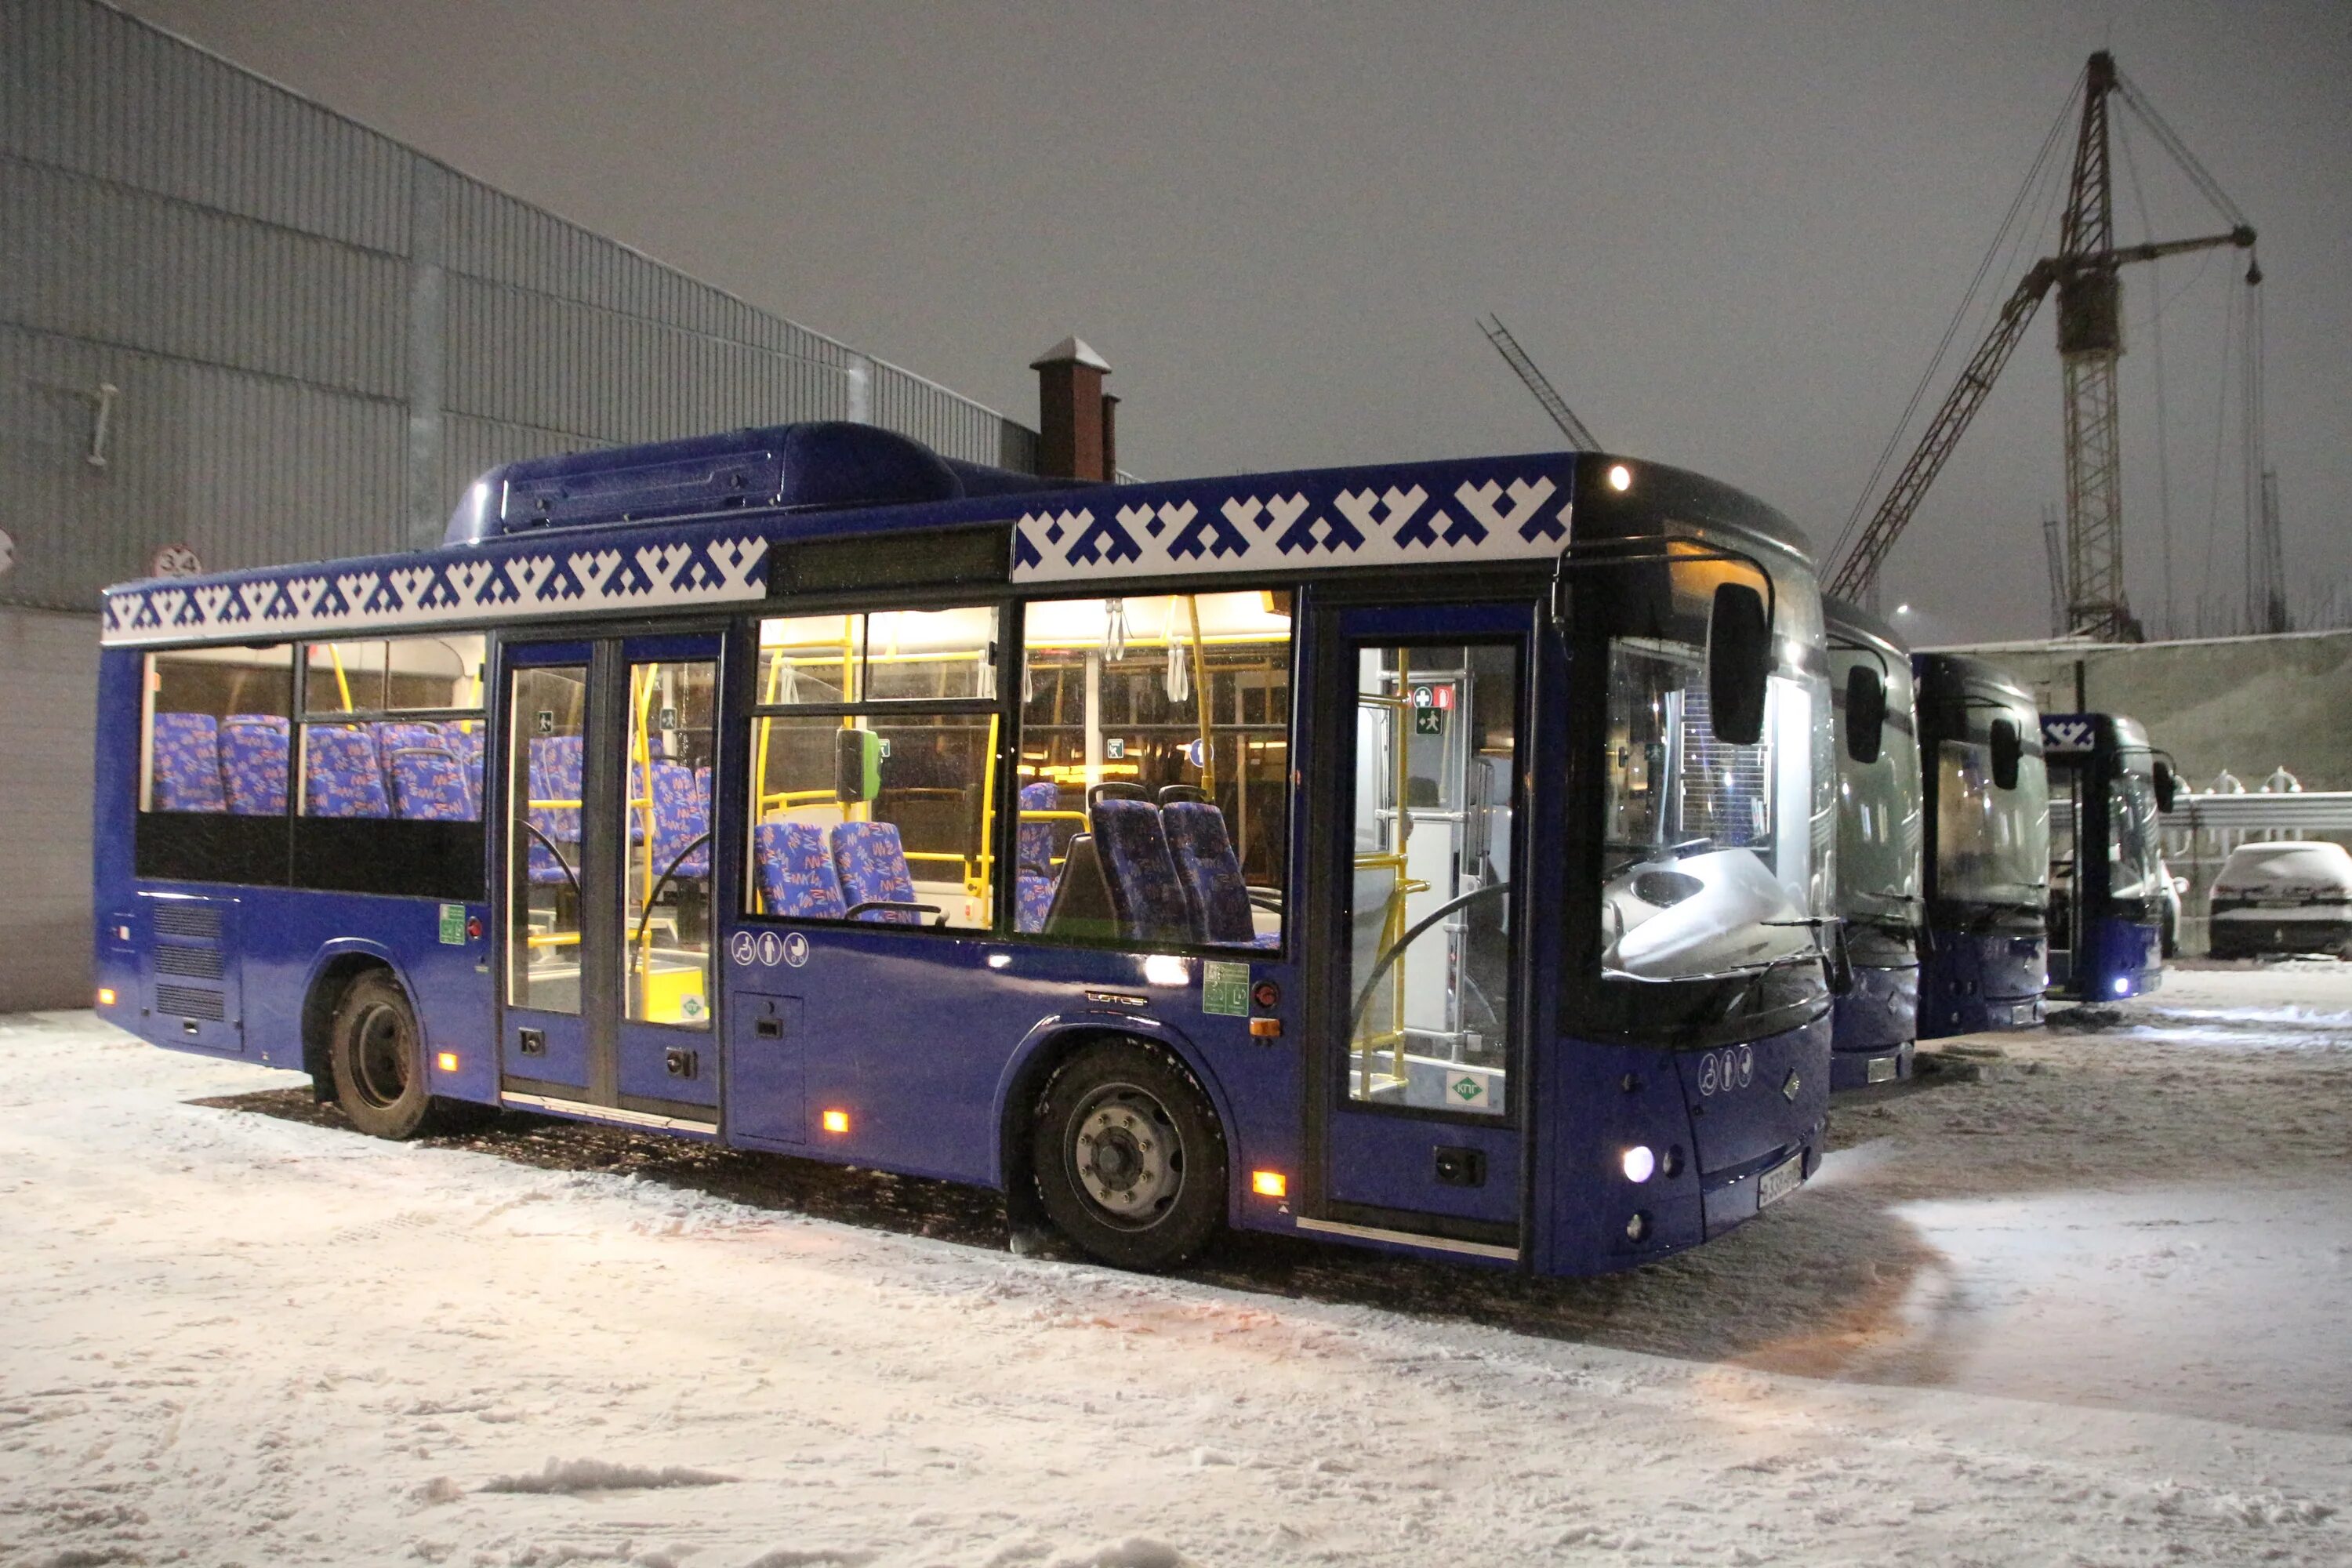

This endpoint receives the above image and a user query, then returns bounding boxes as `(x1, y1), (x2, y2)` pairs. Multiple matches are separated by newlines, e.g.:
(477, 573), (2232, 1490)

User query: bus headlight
(1607, 463), (1633, 492)
(1621, 1145), (1656, 1183)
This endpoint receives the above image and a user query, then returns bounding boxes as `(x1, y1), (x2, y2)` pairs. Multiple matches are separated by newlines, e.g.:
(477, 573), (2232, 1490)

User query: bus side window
(141, 646), (294, 815)
(1017, 591), (1293, 950)
(747, 608), (1000, 930)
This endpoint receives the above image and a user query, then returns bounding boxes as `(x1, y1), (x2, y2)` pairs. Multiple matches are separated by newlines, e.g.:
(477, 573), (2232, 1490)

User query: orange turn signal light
(821, 1109), (851, 1134)
(1250, 1170), (1288, 1199)
(1249, 1018), (1283, 1038)
(96, 987), (117, 1007)
(435, 1051), (459, 1073)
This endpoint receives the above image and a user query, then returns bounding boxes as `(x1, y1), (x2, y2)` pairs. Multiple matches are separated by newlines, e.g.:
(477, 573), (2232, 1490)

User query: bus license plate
(1756, 1155), (1804, 1210)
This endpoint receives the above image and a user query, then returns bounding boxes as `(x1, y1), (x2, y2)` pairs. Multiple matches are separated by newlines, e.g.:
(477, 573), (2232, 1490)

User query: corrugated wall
(0, 0), (1044, 1011)
(0, 0), (1039, 612)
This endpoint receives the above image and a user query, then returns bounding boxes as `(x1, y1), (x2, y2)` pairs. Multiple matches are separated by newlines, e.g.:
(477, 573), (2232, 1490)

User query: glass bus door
(1311, 603), (1529, 1254)
(499, 634), (721, 1128)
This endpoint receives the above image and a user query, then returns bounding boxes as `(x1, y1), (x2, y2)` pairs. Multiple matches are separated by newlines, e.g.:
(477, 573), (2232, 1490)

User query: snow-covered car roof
(2212, 841), (2352, 898)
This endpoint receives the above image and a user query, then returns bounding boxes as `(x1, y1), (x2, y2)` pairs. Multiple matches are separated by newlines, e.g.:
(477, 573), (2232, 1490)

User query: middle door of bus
(1309, 601), (1530, 1254)
(499, 633), (722, 1127)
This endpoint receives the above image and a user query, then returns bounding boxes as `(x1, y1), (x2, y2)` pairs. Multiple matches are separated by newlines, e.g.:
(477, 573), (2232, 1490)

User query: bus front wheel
(328, 971), (437, 1140)
(1032, 1040), (1225, 1272)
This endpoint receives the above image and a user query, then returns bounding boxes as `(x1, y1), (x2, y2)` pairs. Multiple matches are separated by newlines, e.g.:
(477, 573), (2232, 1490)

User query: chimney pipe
(1031, 336), (1112, 481)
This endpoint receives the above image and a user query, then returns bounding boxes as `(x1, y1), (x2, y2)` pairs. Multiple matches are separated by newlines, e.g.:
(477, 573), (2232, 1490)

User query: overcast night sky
(122, 0), (2350, 644)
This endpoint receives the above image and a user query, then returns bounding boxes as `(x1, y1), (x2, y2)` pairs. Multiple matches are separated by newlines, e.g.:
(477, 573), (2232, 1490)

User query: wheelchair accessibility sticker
(728, 931), (759, 967)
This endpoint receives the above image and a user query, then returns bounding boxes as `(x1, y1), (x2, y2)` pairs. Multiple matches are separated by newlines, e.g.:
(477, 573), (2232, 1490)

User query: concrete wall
(0, 607), (97, 1010)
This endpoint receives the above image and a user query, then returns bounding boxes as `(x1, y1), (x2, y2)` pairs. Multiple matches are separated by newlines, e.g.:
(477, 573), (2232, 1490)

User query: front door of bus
(499, 635), (722, 1128)
(1313, 603), (1529, 1253)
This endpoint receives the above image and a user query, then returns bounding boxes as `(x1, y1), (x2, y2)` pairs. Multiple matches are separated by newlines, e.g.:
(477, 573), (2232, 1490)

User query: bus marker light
(1251, 1170), (1287, 1198)
(1606, 463), (1633, 492)
(1249, 1018), (1283, 1039)
(1625, 1211), (1650, 1241)
(1621, 1145), (1656, 1183)
(435, 1051), (459, 1073)
(96, 988), (116, 1007)
(822, 1109), (851, 1134)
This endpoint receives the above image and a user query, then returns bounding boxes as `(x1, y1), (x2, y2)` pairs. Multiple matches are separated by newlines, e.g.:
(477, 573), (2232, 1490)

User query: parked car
(2207, 841), (2352, 959)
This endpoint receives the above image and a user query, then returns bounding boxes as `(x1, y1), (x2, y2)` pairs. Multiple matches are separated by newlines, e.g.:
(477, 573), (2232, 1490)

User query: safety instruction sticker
(437, 903), (466, 946)
(1202, 960), (1250, 1018)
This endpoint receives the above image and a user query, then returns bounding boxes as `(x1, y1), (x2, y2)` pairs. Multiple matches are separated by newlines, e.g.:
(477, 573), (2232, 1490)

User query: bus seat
(304, 727), (390, 818)
(1016, 780), (1062, 933)
(445, 725), (485, 815)
(220, 715), (289, 816)
(370, 721), (445, 789)
(830, 821), (926, 925)
(526, 735), (583, 884)
(1163, 800), (1279, 949)
(753, 822), (846, 920)
(388, 747), (474, 821)
(1089, 798), (1193, 945)
(1157, 784), (1209, 805)
(651, 760), (711, 880)
(1040, 833), (1118, 942)
(151, 713), (227, 812)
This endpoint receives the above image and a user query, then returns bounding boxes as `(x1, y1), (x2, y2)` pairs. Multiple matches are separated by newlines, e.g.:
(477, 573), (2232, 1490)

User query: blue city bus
(92, 423), (1835, 1275)
(1912, 652), (2049, 1036)
(1825, 599), (1922, 1087)
(2041, 712), (2172, 1002)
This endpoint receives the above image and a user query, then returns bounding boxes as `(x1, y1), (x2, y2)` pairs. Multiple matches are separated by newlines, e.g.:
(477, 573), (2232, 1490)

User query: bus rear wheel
(328, 971), (437, 1140)
(1032, 1040), (1225, 1272)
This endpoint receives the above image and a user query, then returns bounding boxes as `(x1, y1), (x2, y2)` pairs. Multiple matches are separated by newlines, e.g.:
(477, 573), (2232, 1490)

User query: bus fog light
(2112, 975), (2130, 996)
(1621, 1145), (1656, 1183)
(1625, 1211), (1651, 1242)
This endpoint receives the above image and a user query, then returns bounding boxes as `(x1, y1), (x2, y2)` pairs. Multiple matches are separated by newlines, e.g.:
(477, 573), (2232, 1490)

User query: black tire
(1031, 1039), (1226, 1271)
(327, 971), (439, 1140)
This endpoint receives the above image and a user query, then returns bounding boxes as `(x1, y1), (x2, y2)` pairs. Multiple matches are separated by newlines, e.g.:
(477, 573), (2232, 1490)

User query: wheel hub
(1071, 1087), (1182, 1228)
(353, 1005), (409, 1109)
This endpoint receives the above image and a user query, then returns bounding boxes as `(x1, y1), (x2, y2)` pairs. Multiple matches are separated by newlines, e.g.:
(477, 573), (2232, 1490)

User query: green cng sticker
(1453, 1075), (1487, 1105)
(437, 903), (466, 946)
(1202, 960), (1250, 1018)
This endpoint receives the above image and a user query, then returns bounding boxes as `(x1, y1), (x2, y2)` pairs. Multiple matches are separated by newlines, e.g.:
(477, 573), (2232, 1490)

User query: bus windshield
(1833, 660), (1922, 927)
(1599, 568), (1833, 983)
(1935, 707), (2049, 910)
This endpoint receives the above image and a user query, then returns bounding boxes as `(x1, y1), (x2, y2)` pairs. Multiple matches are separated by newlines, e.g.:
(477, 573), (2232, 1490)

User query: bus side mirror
(1707, 582), (1769, 746)
(836, 727), (883, 803)
(1989, 717), (2022, 791)
(2154, 759), (2177, 813)
(1844, 665), (1886, 765)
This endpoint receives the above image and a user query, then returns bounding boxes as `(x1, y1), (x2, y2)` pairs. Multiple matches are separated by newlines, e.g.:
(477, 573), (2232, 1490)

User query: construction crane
(1480, 315), (1601, 448)
(1830, 53), (2258, 641)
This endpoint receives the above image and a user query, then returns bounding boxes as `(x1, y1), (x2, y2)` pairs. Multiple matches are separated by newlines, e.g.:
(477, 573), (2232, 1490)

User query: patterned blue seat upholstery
(151, 713), (226, 812)
(830, 821), (924, 925)
(753, 822), (846, 919)
(1016, 780), (1062, 934)
(445, 725), (485, 816)
(388, 747), (474, 821)
(525, 736), (583, 886)
(1163, 800), (1279, 948)
(220, 714), (288, 816)
(370, 721), (444, 791)
(651, 760), (712, 880)
(304, 727), (390, 818)
(1089, 798), (1193, 945)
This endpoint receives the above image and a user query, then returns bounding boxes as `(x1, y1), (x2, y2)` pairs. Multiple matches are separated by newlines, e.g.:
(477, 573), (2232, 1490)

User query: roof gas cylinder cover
(442, 423), (967, 545)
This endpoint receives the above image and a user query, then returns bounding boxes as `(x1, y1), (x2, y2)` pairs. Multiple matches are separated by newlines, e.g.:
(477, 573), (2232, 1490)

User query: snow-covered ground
(3, 964), (2349, 1566)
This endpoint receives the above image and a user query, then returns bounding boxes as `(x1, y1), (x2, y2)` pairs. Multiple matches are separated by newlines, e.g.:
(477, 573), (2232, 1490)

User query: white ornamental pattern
(102, 535), (769, 647)
(1011, 472), (1572, 584)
